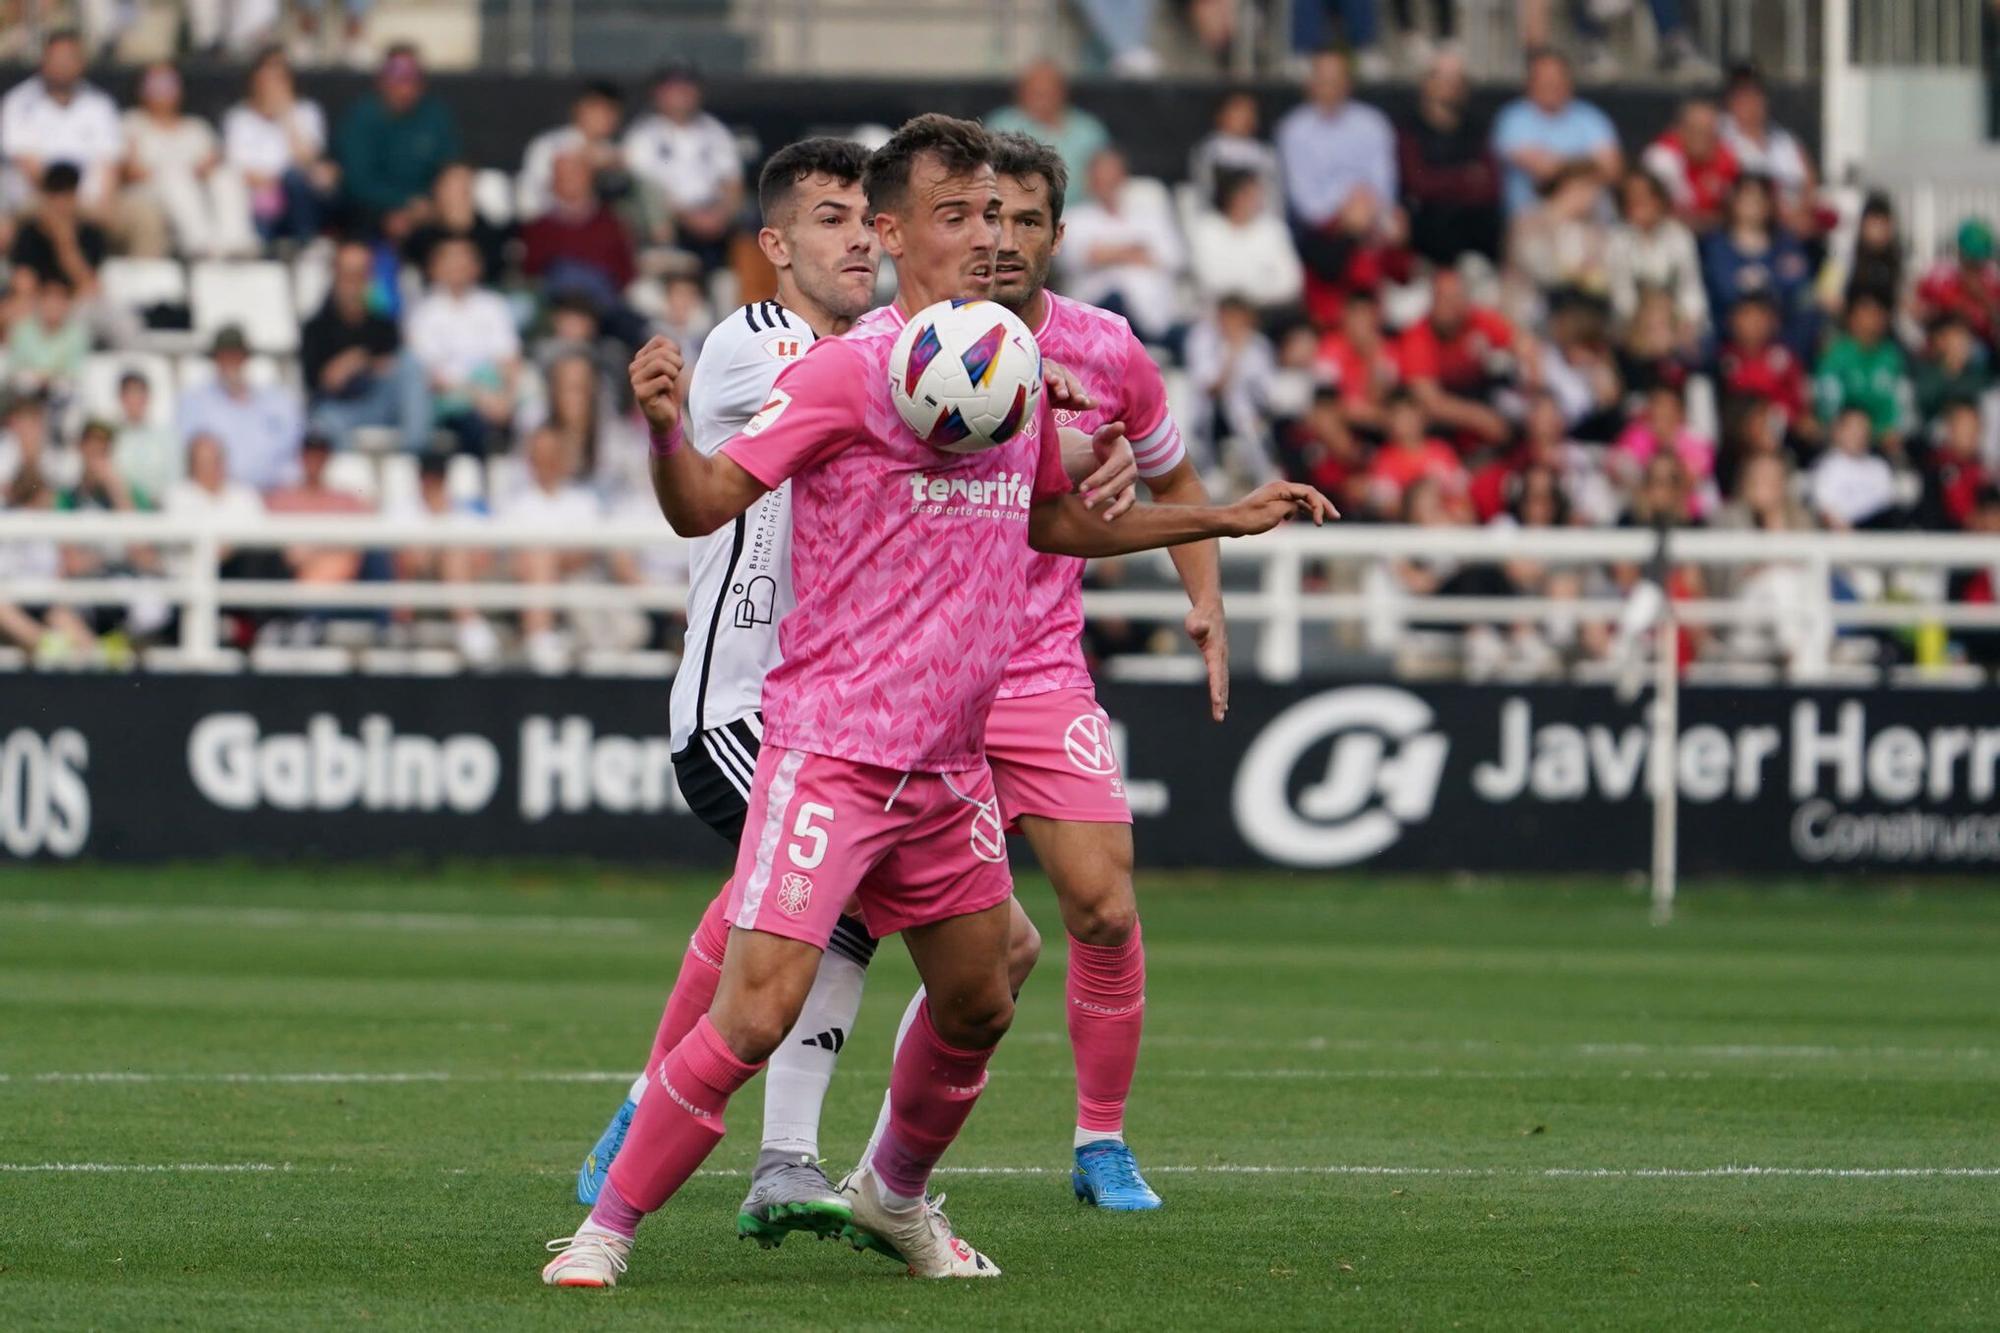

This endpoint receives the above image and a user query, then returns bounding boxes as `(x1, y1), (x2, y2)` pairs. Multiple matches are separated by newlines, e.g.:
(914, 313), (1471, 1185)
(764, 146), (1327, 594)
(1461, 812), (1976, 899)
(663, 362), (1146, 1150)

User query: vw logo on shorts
(968, 799), (1007, 863)
(776, 872), (813, 915)
(1063, 713), (1118, 776)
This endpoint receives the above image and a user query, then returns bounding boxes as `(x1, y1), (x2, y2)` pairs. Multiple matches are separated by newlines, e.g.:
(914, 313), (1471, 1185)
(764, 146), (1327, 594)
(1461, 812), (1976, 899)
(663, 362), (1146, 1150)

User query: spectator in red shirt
(1316, 291), (1402, 438)
(1469, 386), (1619, 526)
(1921, 398), (1992, 530)
(1398, 267), (1516, 451)
(262, 432), (375, 587)
(522, 149), (641, 343)
(1640, 98), (1740, 233)
(1915, 218), (2000, 353)
(1368, 387), (1468, 516)
(1716, 291), (1811, 436)
(1277, 385), (1368, 516)
(1397, 51), (1501, 267)
(1948, 485), (2000, 665)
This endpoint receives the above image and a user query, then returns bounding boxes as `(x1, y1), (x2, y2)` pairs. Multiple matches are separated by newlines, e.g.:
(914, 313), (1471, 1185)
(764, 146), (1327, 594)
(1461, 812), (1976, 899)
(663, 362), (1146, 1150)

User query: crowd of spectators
(1, 25), (1995, 677)
(1070, 0), (1720, 83)
(0, 30), (740, 669)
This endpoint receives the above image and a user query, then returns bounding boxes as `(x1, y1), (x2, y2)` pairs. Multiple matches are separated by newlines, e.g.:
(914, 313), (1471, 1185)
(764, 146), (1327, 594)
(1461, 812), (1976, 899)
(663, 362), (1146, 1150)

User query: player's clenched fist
(629, 336), (686, 435)
(1224, 481), (1339, 536)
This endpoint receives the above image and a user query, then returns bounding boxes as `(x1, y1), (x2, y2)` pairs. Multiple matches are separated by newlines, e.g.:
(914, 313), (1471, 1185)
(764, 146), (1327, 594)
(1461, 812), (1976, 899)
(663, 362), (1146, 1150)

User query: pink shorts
(727, 745), (1015, 946)
(985, 687), (1133, 830)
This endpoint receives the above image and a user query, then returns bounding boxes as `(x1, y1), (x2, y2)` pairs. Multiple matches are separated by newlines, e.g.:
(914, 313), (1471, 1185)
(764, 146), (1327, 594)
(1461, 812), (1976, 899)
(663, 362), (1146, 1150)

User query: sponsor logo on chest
(906, 470), (1034, 519)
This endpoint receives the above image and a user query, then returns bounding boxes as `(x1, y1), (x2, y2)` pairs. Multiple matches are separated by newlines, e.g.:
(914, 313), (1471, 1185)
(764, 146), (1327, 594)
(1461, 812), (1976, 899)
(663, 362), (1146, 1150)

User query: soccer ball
(888, 298), (1044, 454)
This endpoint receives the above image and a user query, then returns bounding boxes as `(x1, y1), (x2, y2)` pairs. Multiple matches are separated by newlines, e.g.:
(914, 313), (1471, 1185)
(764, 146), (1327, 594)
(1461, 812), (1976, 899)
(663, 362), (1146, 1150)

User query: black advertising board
(3, 675), (1996, 873)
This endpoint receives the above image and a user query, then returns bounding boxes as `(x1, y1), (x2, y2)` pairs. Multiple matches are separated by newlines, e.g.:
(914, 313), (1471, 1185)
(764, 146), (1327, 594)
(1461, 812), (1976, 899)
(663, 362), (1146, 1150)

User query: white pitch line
(3, 1162), (1995, 1180)
(5, 1068), (1739, 1086)
(0, 901), (654, 936)
(1015, 1033), (1992, 1062)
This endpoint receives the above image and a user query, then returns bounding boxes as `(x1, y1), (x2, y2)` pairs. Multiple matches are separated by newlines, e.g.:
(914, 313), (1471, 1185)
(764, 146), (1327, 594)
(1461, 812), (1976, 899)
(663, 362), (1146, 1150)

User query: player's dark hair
(989, 130), (1068, 226)
(757, 136), (870, 224)
(863, 113), (992, 218)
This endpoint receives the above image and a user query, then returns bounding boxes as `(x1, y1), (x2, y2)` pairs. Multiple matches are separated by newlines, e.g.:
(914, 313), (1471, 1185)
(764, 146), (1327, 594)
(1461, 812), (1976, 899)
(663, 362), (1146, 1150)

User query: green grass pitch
(1, 865), (1995, 1330)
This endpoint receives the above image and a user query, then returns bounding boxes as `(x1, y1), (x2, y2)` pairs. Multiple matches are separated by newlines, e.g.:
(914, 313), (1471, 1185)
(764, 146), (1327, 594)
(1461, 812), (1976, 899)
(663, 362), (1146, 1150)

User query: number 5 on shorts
(788, 802), (834, 869)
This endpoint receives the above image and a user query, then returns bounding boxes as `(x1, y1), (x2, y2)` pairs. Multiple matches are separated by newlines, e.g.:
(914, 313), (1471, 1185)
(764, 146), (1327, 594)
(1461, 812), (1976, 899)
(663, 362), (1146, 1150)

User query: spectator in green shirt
(1912, 315), (1994, 429)
(5, 275), (89, 401)
(111, 371), (181, 505)
(987, 59), (1108, 210)
(1814, 289), (1912, 451)
(335, 44), (460, 236)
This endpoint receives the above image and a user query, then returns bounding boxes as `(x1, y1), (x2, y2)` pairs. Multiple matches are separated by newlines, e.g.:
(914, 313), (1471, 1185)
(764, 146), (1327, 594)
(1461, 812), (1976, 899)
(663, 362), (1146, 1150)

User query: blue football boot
(576, 1097), (636, 1205)
(1072, 1139), (1163, 1211)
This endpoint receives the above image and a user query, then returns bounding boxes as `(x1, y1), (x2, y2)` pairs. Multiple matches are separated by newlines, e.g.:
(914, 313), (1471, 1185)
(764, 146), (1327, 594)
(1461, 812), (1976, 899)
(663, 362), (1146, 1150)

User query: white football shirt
(667, 300), (814, 751)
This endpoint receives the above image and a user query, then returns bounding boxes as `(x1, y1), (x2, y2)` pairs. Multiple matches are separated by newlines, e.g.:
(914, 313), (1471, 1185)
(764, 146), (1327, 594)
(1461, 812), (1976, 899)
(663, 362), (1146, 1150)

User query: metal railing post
(1796, 550), (1836, 682)
(1257, 545), (1303, 683)
(552, 0), (574, 74)
(182, 529), (221, 667)
(507, 0), (534, 71)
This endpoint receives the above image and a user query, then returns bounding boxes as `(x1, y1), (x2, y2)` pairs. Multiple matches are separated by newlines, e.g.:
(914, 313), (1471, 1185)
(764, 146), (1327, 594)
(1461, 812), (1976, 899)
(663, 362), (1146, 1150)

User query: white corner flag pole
(1650, 598), (1679, 924)
(1610, 520), (1678, 924)
(1648, 522), (1679, 925)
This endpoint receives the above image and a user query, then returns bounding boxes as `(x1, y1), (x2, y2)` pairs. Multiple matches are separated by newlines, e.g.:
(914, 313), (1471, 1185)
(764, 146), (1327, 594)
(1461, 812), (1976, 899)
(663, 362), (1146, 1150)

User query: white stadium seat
(446, 453), (486, 507)
(474, 168), (516, 227)
(322, 451), (381, 504)
(292, 248), (334, 321)
(99, 257), (187, 314)
(77, 352), (176, 428)
(377, 452), (421, 513)
(190, 260), (300, 354)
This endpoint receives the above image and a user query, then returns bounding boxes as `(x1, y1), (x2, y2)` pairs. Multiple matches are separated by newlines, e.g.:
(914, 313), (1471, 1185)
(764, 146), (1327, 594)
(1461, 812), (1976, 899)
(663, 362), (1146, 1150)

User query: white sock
(762, 945), (870, 1159)
(626, 1073), (648, 1105)
(1075, 1126), (1124, 1148)
(863, 986), (929, 1169)
(878, 1181), (923, 1210)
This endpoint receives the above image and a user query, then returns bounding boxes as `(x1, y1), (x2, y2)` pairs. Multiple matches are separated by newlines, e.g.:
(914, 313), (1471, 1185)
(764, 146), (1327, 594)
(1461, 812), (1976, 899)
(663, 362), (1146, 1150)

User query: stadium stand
(1, 2), (1997, 683)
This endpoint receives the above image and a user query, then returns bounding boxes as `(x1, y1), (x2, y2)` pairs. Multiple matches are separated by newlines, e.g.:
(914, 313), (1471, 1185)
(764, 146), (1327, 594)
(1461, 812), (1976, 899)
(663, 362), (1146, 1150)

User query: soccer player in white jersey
(544, 114), (1332, 1287)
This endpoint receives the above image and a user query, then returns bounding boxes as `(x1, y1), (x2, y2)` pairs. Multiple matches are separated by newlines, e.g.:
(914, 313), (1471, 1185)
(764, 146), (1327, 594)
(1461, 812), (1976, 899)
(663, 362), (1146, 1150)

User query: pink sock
(1066, 925), (1145, 1134)
(869, 1002), (995, 1200)
(645, 887), (732, 1075)
(593, 1016), (760, 1233)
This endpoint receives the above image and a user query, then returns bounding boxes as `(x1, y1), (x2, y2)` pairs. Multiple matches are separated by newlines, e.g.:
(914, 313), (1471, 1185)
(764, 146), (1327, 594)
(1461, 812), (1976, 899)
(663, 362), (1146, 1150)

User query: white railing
(4, 513), (1997, 681)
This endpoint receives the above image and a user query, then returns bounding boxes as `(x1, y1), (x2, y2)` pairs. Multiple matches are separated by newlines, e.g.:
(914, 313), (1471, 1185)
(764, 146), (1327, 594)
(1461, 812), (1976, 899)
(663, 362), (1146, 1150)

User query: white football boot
(839, 1161), (1000, 1278)
(541, 1221), (633, 1288)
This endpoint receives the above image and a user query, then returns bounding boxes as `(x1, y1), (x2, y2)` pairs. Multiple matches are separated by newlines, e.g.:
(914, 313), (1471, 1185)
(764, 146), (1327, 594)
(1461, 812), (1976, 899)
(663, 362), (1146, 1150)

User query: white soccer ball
(888, 298), (1044, 454)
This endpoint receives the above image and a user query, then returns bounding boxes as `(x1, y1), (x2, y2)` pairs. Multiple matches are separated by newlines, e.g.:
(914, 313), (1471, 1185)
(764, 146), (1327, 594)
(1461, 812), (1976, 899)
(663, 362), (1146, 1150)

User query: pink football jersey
(999, 293), (1186, 699)
(721, 304), (1071, 772)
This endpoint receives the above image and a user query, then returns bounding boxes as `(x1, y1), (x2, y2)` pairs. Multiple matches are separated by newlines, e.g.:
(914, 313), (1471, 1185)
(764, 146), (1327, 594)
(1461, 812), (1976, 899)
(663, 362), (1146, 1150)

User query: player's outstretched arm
(632, 336), (772, 538)
(1029, 480), (1337, 559)
(1143, 458), (1229, 721)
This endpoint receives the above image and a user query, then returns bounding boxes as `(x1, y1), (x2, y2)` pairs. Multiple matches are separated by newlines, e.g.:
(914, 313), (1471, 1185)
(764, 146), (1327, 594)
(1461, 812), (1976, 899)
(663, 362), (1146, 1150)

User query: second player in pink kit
(542, 115), (1333, 1288)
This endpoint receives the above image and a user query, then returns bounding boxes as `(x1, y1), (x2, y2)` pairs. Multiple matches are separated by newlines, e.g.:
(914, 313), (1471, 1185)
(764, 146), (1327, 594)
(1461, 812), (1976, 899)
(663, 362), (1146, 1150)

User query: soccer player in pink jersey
(541, 114), (1332, 1287)
(837, 132), (1225, 1216)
